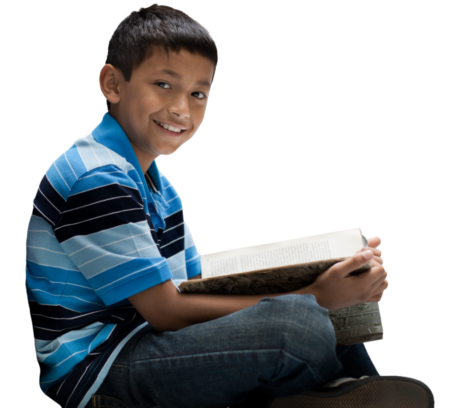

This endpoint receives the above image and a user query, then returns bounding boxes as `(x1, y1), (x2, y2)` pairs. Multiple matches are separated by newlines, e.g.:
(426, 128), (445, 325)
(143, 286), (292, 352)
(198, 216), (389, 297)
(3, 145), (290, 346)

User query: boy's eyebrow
(160, 69), (211, 87)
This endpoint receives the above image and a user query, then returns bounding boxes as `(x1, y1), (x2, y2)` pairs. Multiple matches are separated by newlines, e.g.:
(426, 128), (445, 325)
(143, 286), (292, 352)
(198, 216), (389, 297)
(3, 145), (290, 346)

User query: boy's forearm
(161, 290), (312, 331)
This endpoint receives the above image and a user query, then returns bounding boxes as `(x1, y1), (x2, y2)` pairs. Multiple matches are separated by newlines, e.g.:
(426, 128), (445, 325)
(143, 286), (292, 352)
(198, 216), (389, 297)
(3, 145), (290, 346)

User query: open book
(179, 228), (383, 345)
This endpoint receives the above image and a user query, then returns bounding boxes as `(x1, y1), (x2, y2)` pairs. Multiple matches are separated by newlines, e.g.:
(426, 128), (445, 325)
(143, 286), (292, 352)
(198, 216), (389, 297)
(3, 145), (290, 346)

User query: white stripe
(171, 265), (185, 275)
(26, 258), (80, 272)
(68, 181), (138, 197)
(186, 254), (200, 263)
(55, 207), (144, 231)
(62, 195), (139, 213)
(33, 204), (55, 226)
(64, 362), (91, 407)
(28, 229), (56, 238)
(166, 194), (182, 204)
(164, 207), (182, 219)
(45, 174), (64, 199)
(25, 255), (80, 272)
(38, 188), (62, 213)
(88, 319), (117, 355)
(81, 170), (125, 180)
(85, 139), (102, 166)
(77, 245), (155, 270)
(103, 144), (116, 163)
(61, 366), (90, 408)
(160, 237), (184, 249)
(52, 349), (87, 369)
(27, 300), (108, 316)
(64, 152), (78, 180)
(69, 231), (151, 256)
(61, 220), (147, 245)
(56, 367), (69, 395)
(31, 309), (107, 320)
(28, 273), (92, 289)
(54, 162), (71, 191)
(34, 326), (66, 332)
(29, 289), (107, 306)
(27, 245), (66, 255)
(95, 260), (166, 292)
(164, 222), (185, 233)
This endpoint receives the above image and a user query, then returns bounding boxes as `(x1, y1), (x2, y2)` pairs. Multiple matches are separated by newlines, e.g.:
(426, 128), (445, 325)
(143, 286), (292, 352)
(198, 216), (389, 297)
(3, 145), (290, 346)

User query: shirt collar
(91, 112), (163, 194)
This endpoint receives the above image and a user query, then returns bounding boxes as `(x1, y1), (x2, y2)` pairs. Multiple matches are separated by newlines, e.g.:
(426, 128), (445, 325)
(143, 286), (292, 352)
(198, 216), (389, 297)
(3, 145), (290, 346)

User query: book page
(201, 228), (364, 278)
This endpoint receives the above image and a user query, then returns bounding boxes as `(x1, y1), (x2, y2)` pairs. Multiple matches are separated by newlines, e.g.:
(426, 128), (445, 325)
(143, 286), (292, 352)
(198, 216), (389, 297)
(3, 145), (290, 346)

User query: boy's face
(108, 47), (214, 171)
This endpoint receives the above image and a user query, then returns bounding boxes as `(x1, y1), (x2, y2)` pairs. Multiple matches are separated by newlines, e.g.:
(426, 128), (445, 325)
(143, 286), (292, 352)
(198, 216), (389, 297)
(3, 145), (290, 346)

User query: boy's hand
(356, 235), (390, 303)
(299, 236), (389, 310)
(357, 236), (383, 267)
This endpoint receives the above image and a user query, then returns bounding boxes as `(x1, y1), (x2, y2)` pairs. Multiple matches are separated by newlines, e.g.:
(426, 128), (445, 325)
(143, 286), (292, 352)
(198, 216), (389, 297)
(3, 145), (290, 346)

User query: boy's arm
(129, 279), (298, 332)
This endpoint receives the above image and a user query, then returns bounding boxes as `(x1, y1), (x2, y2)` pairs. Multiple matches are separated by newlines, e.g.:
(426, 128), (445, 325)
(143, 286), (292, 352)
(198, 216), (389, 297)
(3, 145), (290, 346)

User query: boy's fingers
(367, 235), (382, 248)
(332, 250), (373, 276)
(357, 247), (381, 257)
(356, 248), (382, 266)
(371, 256), (383, 266)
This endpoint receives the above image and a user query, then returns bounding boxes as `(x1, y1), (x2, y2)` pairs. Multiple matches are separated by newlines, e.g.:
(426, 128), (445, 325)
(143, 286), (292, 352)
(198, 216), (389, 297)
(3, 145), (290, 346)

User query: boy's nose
(168, 95), (190, 119)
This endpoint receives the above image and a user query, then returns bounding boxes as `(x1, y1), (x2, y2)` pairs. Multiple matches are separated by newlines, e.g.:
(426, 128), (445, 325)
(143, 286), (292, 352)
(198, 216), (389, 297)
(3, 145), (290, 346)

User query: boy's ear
(99, 64), (121, 105)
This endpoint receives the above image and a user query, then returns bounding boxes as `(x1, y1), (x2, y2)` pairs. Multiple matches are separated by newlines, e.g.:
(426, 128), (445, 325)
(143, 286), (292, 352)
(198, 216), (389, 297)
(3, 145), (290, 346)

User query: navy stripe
(56, 181), (147, 242)
(29, 302), (137, 340)
(48, 315), (146, 408)
(32, 175), (67, 225)
(33, 206), (45, 219)
(157, 210), (184, 257)
(65, 183), (143, 212)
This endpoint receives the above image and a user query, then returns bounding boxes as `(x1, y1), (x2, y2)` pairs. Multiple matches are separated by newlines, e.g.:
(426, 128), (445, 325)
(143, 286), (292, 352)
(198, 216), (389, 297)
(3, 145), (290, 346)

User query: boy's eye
(155, 82), (206, 99)
(156, 82), (169, 86)
(193, 92), (206, 99)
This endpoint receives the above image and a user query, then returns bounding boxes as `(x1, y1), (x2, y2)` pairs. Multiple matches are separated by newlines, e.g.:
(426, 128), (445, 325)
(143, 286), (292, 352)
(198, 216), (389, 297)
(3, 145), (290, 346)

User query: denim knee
(259, 295), (337, 350)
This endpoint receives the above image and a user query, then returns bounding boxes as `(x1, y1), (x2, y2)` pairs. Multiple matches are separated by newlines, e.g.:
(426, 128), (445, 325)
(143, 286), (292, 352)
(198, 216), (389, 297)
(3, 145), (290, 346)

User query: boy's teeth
(157, 121), (181, 133)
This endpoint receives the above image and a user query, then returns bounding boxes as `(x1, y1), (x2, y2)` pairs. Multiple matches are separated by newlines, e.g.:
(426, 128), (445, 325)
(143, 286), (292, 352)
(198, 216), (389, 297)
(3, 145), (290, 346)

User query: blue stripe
(25, 215), (78, 271)
(187, 260), (201, 279)
(45, 161), (71, 202)
(31, 305), (120, 336)
(39, 325), (115, 386)
(56, 143), (88, 185)
(166, 251), (188, 280)
(89, 258), (172, 306)
(75, 136), (104, 171)
(60, 224), (159, 281)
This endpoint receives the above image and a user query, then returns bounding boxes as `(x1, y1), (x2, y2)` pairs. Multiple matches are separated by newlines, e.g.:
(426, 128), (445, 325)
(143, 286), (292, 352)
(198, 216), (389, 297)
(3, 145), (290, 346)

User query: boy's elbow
(128, 279), (189, 332)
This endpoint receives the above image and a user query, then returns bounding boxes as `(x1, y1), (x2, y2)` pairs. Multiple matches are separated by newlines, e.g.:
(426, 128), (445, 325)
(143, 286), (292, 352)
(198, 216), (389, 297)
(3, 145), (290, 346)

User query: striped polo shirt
(26, 112), (201, 408)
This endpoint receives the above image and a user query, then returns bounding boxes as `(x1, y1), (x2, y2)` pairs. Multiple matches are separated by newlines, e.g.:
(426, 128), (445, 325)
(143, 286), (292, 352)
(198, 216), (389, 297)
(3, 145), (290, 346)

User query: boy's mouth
(153, 120), (187, 135)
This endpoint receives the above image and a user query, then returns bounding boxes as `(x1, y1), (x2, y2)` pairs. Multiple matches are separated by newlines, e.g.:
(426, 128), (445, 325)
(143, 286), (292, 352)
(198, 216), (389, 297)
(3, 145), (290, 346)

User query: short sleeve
(55, 166), (172, 305)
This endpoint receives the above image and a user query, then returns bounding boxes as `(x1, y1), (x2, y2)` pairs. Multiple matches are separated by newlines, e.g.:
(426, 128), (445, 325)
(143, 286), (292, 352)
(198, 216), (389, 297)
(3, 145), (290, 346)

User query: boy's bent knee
(256, 294), (337, 351)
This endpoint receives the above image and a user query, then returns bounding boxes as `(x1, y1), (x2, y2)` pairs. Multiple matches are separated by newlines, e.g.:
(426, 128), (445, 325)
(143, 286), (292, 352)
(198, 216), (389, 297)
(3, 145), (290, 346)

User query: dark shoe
(329, 302), (383, 346)
(265, 376), (434, 407)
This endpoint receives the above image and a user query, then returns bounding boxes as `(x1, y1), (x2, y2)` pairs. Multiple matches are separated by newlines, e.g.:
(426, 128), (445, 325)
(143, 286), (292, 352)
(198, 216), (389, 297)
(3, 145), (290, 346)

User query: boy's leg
(236, 342), (380, 407)
(86, 294), (344, 408)
(332, 343), (379, 379)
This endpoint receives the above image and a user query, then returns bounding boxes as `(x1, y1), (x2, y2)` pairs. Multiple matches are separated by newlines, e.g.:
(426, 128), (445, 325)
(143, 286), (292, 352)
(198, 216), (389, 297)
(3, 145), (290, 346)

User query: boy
(25, 4), (434, 408)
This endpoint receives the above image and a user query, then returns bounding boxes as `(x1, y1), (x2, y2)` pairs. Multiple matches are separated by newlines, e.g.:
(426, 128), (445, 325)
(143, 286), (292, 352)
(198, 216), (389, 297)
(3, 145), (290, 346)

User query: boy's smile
(101, 47), (215, 173)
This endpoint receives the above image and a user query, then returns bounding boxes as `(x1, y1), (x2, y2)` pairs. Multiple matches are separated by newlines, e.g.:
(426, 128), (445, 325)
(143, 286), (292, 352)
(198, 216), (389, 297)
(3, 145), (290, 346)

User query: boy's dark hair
(105, 4), (218, 110)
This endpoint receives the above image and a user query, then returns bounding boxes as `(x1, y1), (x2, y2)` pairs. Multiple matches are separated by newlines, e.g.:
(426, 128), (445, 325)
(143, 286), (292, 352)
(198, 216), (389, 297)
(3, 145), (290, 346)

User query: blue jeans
(85, 295), (379, 408)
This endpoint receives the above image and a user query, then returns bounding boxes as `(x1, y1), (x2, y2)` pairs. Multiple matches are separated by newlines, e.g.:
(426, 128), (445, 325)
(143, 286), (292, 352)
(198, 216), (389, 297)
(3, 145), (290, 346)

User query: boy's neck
(130, 142), (156, 175)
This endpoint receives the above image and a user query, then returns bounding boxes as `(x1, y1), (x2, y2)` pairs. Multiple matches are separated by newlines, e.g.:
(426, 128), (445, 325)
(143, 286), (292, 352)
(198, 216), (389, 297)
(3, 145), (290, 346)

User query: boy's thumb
(334, 250), (373, 276)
